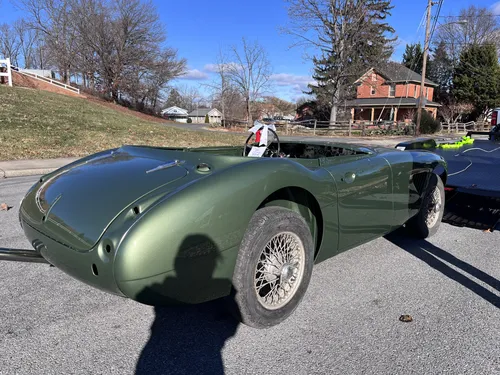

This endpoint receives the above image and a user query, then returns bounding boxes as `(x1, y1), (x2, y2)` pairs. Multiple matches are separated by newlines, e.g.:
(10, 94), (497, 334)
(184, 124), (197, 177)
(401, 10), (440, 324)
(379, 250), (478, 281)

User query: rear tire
(406, 174), (445, 238)
(228, 206), (314, 328)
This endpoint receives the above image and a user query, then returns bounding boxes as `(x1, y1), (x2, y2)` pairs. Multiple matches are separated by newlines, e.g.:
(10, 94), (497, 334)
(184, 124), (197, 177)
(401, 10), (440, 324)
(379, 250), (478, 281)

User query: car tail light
(492, 111), (498, 126)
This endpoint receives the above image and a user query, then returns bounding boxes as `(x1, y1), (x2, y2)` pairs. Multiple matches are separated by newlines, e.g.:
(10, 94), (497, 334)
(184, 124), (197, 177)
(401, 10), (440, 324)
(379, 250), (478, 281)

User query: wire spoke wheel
(230, 206), (314, 328)
(425, 184), (442, 228)
(254, 232), (306, 310)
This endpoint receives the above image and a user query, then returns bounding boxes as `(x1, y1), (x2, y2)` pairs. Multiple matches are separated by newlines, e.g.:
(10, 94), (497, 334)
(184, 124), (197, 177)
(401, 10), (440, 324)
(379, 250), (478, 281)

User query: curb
(0, 157), (78, 179)
(1, 167), (61, 178)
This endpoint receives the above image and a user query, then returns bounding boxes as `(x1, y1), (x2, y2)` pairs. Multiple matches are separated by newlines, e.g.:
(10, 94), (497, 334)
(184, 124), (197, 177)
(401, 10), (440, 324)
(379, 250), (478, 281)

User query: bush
(413, 110), (440, 134)
(204, 114), (210, 123)
(187, 117), (192, 123)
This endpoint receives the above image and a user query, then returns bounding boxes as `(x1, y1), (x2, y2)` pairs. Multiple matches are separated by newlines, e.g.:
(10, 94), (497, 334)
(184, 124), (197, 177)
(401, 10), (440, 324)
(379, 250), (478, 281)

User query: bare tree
(20, 0), (80, 83)
(225, 38), (272, 126)
(211, 85), (247, 124)
(439, 102), (474, 124)
(435, 5), (500, 62)
(7, 0), (186, 114)
(263, 96), (296, 116)
(0, 23), (21, 65)
(13, 20), (38, 68)
(70, 0), (185, 103)
(163, 84), (203, 113)
(202, 47), (231, 125)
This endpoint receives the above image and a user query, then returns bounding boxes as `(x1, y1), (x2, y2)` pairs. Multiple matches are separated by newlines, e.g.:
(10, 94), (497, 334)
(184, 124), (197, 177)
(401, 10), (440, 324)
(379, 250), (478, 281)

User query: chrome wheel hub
(281, 264), (295, 283)
(426, 186), (442, 227)
(254, 232), (305, 310)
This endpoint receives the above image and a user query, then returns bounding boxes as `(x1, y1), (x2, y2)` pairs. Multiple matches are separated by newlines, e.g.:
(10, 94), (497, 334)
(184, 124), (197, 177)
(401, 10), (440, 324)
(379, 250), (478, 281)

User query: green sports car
(6, 126), (447, 328)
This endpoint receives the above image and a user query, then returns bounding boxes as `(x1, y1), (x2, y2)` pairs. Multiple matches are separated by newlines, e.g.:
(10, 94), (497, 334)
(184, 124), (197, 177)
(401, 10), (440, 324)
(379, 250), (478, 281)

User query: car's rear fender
(112, 158), (336, 305)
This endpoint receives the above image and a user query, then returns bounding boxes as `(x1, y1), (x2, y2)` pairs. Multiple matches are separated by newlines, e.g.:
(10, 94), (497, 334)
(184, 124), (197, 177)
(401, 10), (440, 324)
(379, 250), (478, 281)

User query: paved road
(1, 176), (499, 375)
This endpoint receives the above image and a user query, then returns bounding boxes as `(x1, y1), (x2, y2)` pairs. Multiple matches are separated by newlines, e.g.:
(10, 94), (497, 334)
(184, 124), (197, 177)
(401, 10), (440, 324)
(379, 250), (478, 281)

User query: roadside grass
(0, 85), (245, 161)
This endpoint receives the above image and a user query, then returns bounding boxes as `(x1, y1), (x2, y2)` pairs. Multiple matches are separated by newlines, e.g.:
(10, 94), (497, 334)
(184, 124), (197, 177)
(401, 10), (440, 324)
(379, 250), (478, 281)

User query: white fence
(0, 58), (13, 87)
(1, 58), (80, 94)
(440, 121), (492, 133)
(281, 119), (493, 136)
(15, 69), (80, 94)
(283, 119), (413, 136)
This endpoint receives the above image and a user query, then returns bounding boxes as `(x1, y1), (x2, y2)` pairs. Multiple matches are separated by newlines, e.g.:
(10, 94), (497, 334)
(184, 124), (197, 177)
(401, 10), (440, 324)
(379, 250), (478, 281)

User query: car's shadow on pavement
(135, 301), (238, 375)
(135, 235), (240, 375)
(385, 230), (500, 309)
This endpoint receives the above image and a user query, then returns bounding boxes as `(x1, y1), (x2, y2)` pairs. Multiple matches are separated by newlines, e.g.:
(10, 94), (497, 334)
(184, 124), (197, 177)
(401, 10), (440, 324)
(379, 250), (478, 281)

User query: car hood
(21, 148), (190, 251)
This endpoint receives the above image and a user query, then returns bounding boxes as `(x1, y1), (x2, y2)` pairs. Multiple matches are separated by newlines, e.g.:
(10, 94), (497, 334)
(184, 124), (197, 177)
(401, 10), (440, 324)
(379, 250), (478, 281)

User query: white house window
(389, 84), (395, 97)
(371, 73), (376, 81)
(371, 86), (376, 95)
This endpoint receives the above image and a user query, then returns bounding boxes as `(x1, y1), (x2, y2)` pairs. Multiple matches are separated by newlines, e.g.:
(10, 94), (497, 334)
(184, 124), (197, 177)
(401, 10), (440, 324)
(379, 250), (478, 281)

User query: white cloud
(270, 73), (315, 88)
(492, 1), (500, 14)
(203, 63), (220, 73)
(179, 69), (209, 80)
(267, 73), (316, 103)
(203, 62), (242, 73)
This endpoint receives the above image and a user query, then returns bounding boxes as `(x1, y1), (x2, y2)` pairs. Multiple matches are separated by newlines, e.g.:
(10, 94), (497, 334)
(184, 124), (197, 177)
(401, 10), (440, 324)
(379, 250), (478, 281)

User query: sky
(2, 0), (500, 102)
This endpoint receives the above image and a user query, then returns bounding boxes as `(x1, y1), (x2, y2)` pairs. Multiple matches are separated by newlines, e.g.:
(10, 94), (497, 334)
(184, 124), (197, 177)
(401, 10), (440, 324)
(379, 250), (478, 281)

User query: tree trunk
(64, 69), (70, 85)
(221, 95), (226, 127)
(330, 90), (339, 124)
(246, 96), (252, 129)
(112, 88), (119, 102)
(330, 104), (337, 124)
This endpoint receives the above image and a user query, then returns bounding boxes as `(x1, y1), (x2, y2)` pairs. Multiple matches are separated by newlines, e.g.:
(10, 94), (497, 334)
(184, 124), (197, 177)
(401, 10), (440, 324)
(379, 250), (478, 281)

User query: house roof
(356, 62), (438, 86)
(161, 106), (188, 115)
(188, 108), (221, 116)
(344, 97), (441, 107)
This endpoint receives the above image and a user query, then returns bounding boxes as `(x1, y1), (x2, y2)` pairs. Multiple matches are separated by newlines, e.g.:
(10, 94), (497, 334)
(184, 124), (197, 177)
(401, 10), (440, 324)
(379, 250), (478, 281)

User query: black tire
(228, 206), (314, 328)
(406, 174), (445, 238)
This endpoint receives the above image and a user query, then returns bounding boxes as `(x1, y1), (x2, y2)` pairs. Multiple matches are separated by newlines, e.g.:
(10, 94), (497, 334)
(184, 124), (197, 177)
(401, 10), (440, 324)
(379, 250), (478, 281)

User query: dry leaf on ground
(399, 314), (413, 323)
(0, 203), (12, 211)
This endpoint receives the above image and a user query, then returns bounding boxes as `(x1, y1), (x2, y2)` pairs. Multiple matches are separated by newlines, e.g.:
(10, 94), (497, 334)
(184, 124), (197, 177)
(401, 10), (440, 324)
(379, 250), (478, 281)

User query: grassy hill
(0, 85), (244, 161)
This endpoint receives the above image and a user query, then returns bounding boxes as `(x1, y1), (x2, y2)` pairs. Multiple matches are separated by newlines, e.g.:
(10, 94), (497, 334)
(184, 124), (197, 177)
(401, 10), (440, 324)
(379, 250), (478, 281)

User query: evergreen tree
(453, 43), (500, 118)
(401, 43), (424, 75)
(427, 41), (453, 104)
(296, 0), (395, 122)
(165, 88), (183, 108)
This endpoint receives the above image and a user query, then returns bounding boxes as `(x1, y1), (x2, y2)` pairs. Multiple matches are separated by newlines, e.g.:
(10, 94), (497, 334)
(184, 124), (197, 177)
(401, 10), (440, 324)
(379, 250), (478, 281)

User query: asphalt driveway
(1, 176), (499, 375)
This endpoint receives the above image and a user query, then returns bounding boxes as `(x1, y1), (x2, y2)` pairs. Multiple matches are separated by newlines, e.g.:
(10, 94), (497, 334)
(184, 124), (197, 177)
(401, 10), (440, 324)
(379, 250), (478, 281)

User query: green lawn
(0, 86), (244, 161)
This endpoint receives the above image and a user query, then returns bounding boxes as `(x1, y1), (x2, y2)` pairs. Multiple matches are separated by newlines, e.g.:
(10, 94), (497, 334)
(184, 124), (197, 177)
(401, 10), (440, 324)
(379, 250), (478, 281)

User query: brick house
(345, 62), (440, 122)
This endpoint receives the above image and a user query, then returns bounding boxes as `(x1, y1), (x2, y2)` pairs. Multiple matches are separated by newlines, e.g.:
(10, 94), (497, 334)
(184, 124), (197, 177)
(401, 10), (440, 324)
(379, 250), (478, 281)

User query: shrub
(204, 114), (210, 123)
(187, 117), (192, 123)
(413, 110), (440, 134)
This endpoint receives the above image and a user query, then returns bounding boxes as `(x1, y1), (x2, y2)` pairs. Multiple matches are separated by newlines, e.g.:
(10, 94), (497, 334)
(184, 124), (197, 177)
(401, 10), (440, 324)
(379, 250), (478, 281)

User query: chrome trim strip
(146, 160), (185, 174)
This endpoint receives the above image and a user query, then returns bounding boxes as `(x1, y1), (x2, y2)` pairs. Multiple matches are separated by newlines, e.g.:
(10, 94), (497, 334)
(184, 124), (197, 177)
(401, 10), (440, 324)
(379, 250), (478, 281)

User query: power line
(428, 0), (444, 49)
(438, 14), (500, 18)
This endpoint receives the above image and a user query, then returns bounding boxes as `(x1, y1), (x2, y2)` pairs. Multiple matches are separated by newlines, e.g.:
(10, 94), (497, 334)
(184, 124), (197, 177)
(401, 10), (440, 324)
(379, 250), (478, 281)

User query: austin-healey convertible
(2, 123), (447, 328)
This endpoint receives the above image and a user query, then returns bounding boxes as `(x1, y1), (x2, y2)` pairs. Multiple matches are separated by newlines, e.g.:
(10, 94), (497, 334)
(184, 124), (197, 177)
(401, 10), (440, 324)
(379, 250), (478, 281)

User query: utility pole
(415, 0), (434, 136)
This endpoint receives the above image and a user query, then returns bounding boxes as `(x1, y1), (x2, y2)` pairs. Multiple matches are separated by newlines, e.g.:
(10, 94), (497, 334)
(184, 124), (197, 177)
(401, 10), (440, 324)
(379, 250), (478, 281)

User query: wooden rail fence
(280, 120), (494, 136)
